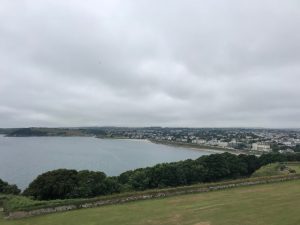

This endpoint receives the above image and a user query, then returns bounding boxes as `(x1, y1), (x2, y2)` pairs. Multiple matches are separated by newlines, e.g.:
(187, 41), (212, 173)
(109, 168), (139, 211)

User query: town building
(252, 143), (271, 152)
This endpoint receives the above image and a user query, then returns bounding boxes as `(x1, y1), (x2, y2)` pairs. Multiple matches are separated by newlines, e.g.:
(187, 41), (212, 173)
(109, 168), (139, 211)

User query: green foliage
(22, 153), (300, 200)
(294, 144), (300, 152)
(2, 180), (300, 225)
(3, 174), (298, 213)
(259, 153), (288, 165)
(102, 177), (121, 194)
(72, 170), (107, 198)
(238, 154), (260, 174)
(23, 169), (123, 200)
(0, 179), (20, 195)
(23, 169), (78, 200)
(119, 152), (261, 192)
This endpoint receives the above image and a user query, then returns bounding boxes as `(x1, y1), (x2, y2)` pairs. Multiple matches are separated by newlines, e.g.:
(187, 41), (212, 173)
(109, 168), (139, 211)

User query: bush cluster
(0, 179), (21, 195)
(22, 152), (300, 200)
(23, 170), (119, 200)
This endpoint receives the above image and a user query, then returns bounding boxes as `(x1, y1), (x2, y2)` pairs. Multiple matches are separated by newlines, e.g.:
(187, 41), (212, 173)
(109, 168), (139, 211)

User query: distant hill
(0, 128), (18, 135)
(5, 127), (107, 137)
(7, 128), (84, 137)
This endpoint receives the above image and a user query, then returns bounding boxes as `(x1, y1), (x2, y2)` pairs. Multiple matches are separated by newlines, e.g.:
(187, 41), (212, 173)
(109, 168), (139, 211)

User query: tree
(199, 154), (231, 181)
(71, 170), (107, 198)
(24, 169), (117, 200)
(0, 179), (20, 195)
(238, 154), (260, 175)
(23, 169), (78, 200)
(128, 169), (150, 190)
(294, 145), (300, 152)
(23, 153), (300, 200)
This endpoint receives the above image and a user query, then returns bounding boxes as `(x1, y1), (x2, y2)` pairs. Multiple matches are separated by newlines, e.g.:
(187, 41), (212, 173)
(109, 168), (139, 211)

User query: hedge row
(5, 174), (300, 219)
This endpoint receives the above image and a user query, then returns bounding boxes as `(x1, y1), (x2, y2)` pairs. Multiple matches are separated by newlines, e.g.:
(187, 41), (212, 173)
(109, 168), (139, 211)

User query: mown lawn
(1, 179), (300, 225)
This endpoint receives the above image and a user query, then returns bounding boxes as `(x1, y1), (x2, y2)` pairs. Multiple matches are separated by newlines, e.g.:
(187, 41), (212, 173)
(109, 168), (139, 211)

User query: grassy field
(252, 162), (300, 177)
(286, 162), (300, 173)
(1, 179), (300, 225)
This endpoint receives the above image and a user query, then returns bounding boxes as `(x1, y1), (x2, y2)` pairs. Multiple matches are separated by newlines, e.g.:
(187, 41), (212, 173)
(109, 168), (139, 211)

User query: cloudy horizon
(1, 0), (300, 128)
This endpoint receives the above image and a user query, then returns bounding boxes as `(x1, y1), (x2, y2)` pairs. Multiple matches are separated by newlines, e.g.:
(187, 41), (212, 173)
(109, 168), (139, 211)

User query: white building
(207, 139), (218, 146)
(218, 141), (229, 148)
(279, 149), (294, 154)
(252, 143), (271, 152)
(283, 141), (293, 147)
(192, 139), (206, 144)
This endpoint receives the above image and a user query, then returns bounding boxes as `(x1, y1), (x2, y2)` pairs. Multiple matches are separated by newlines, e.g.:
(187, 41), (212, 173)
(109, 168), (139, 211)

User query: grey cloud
(1, 0), (300, 128)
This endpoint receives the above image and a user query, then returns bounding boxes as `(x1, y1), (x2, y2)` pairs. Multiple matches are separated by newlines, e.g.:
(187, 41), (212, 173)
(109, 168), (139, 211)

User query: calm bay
(0, 135), (211, 190)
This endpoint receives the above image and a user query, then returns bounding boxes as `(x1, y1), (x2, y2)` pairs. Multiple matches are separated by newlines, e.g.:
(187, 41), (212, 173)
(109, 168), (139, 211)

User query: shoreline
(99, 138), (229, 154)
(1, 135), (259, 155)
(148, 139), (252, 155)
(94, 137), (241, 154)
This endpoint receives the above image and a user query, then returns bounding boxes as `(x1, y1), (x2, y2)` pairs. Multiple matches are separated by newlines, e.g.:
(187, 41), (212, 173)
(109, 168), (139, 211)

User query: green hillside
(1, 179), (300, 225)
(252, 162), (300, 177)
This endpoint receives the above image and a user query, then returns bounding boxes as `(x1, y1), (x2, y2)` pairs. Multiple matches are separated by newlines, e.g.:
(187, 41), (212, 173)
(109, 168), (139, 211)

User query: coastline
(95, 136), (151, 143)
(148, 139), (249, 155)
(1, 135), (259, 155)
(95, 137), (240, 154)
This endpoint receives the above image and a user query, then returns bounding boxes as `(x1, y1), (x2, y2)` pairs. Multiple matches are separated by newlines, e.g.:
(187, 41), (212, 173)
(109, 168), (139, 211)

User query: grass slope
(287, 163), (300, 173)
(1, 179), (300, 225)
(252, 162), (300, 177)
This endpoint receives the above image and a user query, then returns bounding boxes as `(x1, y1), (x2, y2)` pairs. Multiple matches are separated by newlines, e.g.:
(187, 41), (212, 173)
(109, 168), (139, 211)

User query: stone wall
(6, 175), (300, 219)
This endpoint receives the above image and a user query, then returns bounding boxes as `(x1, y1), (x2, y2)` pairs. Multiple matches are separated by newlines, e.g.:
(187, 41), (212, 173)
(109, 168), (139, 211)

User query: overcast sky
(1, 0), (300, 128)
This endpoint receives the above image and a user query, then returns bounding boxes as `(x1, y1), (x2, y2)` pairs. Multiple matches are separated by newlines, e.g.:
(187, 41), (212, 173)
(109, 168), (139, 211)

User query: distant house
(207, 139), (218, 146)
(192, 139), (206, 144)
(181, 138), (188, 142)
(252, 143), (271, 152)
(279, 149), (295, 154)
(218, 141), (229, 148)
(283, 141), (293, 147)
